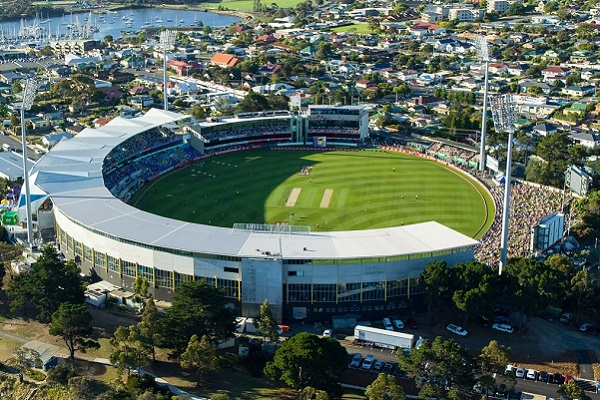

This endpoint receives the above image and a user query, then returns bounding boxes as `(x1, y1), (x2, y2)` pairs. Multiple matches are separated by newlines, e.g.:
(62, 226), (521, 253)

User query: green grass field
(131, 149), (494, 238)
(329, 23), (371, 34)
(196, 0), (304, 11)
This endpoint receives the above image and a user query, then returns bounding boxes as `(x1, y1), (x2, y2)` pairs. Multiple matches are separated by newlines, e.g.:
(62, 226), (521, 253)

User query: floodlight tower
(490, 94), (516, 275)
(474, 35), (490, 173)
(159, 30), (175, 111)
(19, 79), (38, 246)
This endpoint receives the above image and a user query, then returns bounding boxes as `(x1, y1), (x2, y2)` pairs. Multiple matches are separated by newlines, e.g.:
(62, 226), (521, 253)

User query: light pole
(159, 30), (175, 111)
(490, 94), (516, 274)
(19, 79), (38, 246)
(474, 35), (490, 174)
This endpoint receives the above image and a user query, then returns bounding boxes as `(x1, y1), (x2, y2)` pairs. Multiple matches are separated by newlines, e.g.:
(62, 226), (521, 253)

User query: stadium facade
(19, 108), (477, 323)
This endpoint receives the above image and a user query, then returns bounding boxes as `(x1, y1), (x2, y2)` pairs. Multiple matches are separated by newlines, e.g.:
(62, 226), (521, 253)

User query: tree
(557, 379), (592, 400)
(7, 245), (85, 321)
(568, 269), (595, 323)
(450, 262), (498, 323)
(419, 261), (450, 324)
(138, 298), (161, 362)
(192, 105), (206, 121)
(365, 373), (406, 400)
(258, 299), (279, 342)
(133, 276), (149, 298)
(160, 279), (236, 357)
(235, 91), (270, 113)
(180, 334), (220, 386)
(49, 303), (100, 359)
(109, 325), (151, 376)
(502, 257), (563, 328)
(479, 340), (511, 374)
(397, 336), (475, 397)
(264, 332), (347, 397)
(299, 386), (329, 400)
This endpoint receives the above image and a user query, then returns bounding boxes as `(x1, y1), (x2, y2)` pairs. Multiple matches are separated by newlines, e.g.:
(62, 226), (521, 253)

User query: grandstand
(17, 108), (478, 323)
(302, 105), (369, 145)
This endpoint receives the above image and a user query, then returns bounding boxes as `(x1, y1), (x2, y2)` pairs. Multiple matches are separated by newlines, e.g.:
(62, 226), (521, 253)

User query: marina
(0, 8), (240, 48)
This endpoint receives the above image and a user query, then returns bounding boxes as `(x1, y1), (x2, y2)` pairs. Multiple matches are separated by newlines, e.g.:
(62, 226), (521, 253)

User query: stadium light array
(159, 30), (176, 111)
(19, 78), (38, 246)
(474, 35), (490, 173)
(490, 94), (516, 275)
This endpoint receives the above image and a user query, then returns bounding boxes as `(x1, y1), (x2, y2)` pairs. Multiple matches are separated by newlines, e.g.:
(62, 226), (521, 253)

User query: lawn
(131, 148), (494, 238)
(196, 0), (305, 11)
(329, 23), (371, 34)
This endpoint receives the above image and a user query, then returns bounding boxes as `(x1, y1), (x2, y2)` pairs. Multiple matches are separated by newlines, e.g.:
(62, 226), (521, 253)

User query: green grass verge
(329, 23), (371, 34)
(197, 0), (304, 11)
(131, 148), (494, 238)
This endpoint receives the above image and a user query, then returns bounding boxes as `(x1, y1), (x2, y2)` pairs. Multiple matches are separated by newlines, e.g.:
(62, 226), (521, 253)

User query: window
(174, 272), (193, 288)
(338, 282), (361, 302)
(121, 260), (136, 278)
(288, 284), (311, 302)
(107, 255), (119, 273)
(94, 250), (105, 268)
(84, 245), (92, 263)
(74, 240), (82, 258)
(139, 265), (153, 284)
(155, 268), (172, 288)
(313, 284), (335, 302)
(217, 278), (238, 298)
(362, 281), (385, 301)
(224, 267), (239, 273)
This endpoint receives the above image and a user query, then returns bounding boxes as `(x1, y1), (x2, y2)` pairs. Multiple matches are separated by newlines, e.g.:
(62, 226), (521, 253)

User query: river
(0, 8), (241, 43)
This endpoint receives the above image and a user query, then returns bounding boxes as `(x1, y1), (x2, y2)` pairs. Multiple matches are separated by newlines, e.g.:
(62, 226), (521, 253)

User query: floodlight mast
(490, 94), (516, 275)
(474, 35), (490, 173)
(160, 30), (175, 111)
(19, 79), (38, 246)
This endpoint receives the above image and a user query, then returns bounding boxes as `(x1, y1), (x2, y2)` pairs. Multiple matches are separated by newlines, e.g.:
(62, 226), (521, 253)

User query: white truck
(354, 325), (415, 350)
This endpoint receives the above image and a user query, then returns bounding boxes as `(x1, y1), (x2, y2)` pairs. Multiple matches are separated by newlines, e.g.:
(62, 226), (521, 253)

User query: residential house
(541, 66), (569, 81)
(257, 63), (282, 76)
(563, 102), (588, 116)
(570, 51), (596, 64)
(26, 117), (54, 130)
(507, 63), (527, 77)
(356, 80), (371, 90)
(120, 56), (145, 69)
(130, 95), (155, 109)
(488, 0), (510, 13)
(210, 53), (241, 68)
(488, 63), (508, 75)
(167, 60), (202, 76)
(94, 117), (112, 127)
(42, 132), (73, 147)
(570, 132), (600, 148)
(533, 122), (558, 136)
(408, 22), (446, 37)
(0, 72), (25, 84)
(519, 81), (552, 94)
(562, 85), (595, 97)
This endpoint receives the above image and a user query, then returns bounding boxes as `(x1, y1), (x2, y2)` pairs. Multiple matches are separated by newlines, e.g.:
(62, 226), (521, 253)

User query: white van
(2, 144), (11, 151)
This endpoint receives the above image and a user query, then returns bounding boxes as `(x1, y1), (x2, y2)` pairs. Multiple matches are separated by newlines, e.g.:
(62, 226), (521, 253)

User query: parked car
(361, 355), (375, 370)
(515, 367), (526, 378)
(350, 353), (362, 368)
(538, 311), (554, 322)
(547, 373), (554, 384)
(538, 371), (548, 382)
(580, 322), (592, 332)
(526, 369), (538, 380)
(446, 323), (468, 336)
(323, 329), (333, 337)
(559, 313), (573, 323)
(553, 373), (565, 384)
(383, 362), (396, 375)
(372, 360), (384, 373)
(505, 364), (515, 375)
(492, 323), (514, 333)
(393, 319), (404, 329)
(407, 318), (418, 329)
(383, 318), (394, 331)
(494, 315), (510, 324)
